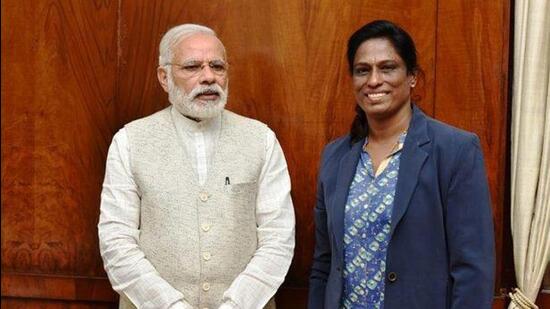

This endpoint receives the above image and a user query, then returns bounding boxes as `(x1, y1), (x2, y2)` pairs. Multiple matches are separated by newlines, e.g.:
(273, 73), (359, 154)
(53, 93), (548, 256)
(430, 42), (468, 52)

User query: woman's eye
(354, 67), (370, 76)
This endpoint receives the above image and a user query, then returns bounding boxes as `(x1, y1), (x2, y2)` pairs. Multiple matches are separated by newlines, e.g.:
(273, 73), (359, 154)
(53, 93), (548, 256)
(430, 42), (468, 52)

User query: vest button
(203, 252), (211, 261)
(199, 192), (209, 202)
(387, 271), (397, 282)
(201, 223), (211, 232)
(202, 282), (210, 291)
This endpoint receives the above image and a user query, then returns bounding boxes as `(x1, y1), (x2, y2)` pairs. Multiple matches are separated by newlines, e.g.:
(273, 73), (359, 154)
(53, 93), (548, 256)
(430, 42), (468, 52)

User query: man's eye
(183, 64), (201, 71)
(211, 64), (225, 71)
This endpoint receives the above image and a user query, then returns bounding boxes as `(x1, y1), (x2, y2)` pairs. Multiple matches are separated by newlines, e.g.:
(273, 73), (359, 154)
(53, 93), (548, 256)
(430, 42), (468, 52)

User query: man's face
(158, 33), (229, 119)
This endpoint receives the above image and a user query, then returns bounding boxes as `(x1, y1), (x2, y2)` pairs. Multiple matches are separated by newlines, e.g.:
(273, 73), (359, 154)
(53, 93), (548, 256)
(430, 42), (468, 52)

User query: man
(98, 24), (295, 309)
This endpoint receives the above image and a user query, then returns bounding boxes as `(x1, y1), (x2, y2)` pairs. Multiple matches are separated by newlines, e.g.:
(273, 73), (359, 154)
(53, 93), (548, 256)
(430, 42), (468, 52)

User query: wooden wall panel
(1, 0), (118, 276)
(117, 0), (512, 305)
(118, 0), (437, 289)
(1, 273), (116, 302)
(301, 0), (437, 287)
(2, 0), (513, 307)
(1, 0), (119, 304)
(434, 0), (512, 293)
(1, 298), (116, 309)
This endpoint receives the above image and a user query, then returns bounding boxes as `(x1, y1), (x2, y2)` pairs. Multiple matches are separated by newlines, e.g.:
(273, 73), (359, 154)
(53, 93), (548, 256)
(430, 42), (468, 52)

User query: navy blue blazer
(308, 105), (495, 309)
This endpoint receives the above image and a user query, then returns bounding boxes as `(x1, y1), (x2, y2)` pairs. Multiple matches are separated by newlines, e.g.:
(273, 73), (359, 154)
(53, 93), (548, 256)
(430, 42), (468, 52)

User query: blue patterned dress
(342, 132), (406, 309)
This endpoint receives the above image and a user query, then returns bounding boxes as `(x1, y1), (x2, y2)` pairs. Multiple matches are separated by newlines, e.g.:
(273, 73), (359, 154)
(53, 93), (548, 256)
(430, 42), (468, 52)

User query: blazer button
(387, 272), (397, 282)
(336, 267), (342, 272)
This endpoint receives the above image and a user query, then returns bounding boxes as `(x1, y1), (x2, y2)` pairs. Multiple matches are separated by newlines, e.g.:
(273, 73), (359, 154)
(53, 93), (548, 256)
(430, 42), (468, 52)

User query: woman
(308, 20), (495, 308)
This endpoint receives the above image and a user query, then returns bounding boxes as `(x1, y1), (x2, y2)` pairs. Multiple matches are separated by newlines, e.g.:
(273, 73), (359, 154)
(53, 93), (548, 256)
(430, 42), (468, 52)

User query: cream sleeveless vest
(121, 107), (276, 309)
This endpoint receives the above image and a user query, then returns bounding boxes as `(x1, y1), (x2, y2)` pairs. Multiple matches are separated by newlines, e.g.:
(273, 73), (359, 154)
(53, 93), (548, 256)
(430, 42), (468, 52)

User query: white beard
(167, 76), (228, 119)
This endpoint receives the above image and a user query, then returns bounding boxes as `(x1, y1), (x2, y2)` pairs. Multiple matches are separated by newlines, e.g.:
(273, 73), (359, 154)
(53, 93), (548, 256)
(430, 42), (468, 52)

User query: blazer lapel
(390, 106), (430, 236)
(332, 140), (363, 256)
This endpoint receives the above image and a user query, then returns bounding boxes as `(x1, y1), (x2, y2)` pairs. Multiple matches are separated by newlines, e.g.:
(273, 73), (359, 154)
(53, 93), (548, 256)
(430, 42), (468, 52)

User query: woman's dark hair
(348, 20), (419, 144)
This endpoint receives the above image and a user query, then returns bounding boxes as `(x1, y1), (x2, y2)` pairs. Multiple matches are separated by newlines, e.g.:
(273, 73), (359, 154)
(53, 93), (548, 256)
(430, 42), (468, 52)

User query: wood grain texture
(301, 0), (437, 287)
(1, 0), (118, 278)
(2, 0), (513, 307)
(1, 273), (117, 302)
(434, 0), (511, 293)
(537, 293), (550, 308)
(118, 0), (437, 288)
(1, 297), (117, 309)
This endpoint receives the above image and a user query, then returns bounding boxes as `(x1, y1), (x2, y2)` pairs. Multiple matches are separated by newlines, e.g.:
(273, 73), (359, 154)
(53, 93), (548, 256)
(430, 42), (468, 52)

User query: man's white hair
(158, 24), (218, 66)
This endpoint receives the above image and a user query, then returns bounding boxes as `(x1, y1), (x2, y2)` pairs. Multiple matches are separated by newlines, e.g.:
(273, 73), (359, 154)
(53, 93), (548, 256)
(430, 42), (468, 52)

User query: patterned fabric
(342, 132), (407, 309)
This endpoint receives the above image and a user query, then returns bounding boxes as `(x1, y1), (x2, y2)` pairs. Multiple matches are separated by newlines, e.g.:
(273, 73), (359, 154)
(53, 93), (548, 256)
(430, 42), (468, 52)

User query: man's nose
(199, 65), (216, 84)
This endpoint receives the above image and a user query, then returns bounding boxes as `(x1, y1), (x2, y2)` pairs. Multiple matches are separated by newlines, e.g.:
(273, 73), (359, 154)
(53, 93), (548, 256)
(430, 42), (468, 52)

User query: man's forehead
(173, 33), (226, 58)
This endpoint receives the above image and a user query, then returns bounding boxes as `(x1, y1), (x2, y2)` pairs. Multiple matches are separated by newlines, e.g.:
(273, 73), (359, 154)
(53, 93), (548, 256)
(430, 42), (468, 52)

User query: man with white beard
(98, 24), (295, 309)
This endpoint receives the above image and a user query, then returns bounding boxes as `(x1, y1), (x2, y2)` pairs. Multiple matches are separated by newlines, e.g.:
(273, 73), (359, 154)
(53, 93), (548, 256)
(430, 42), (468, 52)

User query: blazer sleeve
(308, 148), (332, 309)
(445, 134), (495, 308)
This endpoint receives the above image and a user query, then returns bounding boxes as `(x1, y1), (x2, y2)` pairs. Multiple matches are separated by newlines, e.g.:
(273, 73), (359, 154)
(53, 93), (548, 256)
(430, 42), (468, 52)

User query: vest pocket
(223, 182), (257, 201)
(222, 182), (258, 220)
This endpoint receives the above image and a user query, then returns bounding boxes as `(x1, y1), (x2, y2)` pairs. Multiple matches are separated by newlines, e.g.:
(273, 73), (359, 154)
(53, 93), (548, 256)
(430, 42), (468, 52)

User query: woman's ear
(409, 72), (418, 88)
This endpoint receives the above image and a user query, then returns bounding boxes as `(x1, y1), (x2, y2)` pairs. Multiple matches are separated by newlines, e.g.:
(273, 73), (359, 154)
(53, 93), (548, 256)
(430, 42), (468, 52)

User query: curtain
(509, 0), (550, 308)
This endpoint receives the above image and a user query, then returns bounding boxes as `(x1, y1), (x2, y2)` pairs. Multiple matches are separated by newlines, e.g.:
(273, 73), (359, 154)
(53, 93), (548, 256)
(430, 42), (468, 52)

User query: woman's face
(352, 38), (416, 120)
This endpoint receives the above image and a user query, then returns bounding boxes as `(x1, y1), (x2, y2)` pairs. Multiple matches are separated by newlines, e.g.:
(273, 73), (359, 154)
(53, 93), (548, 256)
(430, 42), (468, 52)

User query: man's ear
(157, 67), (169, 93)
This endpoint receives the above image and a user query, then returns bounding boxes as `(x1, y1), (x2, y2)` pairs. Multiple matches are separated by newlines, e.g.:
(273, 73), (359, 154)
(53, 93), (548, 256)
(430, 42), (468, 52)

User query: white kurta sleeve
(98, 129), (193, 309)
